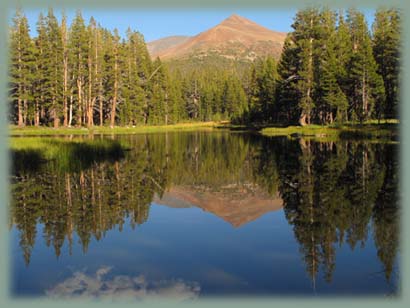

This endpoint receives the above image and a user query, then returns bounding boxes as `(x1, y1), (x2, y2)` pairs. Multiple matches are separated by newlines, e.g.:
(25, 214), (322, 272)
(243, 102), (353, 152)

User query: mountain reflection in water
(154, 186), (283, 227)
(10, 132), (399, 296)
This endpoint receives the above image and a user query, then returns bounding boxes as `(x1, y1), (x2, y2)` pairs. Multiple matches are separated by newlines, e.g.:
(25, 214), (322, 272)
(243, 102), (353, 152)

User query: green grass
(260, 120), (399, 141)
(9, 119), (399, 141)
(9, 121), (220, 136)
(10, 137), (126, 173)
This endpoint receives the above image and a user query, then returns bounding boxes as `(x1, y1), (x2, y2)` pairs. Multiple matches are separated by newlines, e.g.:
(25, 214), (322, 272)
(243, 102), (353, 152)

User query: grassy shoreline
(9, 121), (221, 136)
(260, 120), (399, 140)
(9, 120), (399, 141)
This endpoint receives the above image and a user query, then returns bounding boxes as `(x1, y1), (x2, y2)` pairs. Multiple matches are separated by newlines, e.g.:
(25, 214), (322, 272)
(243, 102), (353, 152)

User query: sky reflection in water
(10, 132), (400, 298)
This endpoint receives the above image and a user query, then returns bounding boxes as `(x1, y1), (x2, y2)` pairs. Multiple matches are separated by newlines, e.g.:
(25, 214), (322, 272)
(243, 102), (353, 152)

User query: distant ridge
(147, 14), (287, 61)
(147, 35), (191, 57)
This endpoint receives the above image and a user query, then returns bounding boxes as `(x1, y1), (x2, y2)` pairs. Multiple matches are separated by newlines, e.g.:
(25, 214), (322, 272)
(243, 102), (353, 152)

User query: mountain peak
(225, 13), (243, 21)
(221, 14), (255, 26)
(148, 14), (287, 61)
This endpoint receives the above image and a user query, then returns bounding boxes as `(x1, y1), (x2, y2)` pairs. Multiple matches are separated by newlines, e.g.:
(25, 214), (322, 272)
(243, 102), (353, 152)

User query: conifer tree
(8, 7), (400, 128)
(372, 8), (401, 120)
(44, 8), (63, 127)
(33, 13), (48, 126)
(149, 58), (166, 124)
(112, 29), (121, 127)
(168, 70), (185, 123)
(61, 12), (69, 126)
(121, 29), (150, 125)
(93, 26), (105, 126)
(9, 9), (33, 127)
(243, 63), (259, 122)
(85, 17), (98, 127)
(256, 56), (277, 122)
(69, 10), (88, 126)
(346, 9), (385, 122)
(292, 8), (321, 125)
(315, 9), (348, 123)
(276, 35), (300, 124)
(332, 10), (352, 121)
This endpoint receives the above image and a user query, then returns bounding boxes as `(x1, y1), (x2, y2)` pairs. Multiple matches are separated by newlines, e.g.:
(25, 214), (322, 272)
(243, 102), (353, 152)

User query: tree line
(9, 7), (400, 127)
(9, 8), (248, 127)
(273, 8), (401, 125)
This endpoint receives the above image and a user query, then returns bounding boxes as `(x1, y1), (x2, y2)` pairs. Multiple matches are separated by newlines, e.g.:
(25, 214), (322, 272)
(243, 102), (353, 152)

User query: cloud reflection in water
(46, 266), (200, 301)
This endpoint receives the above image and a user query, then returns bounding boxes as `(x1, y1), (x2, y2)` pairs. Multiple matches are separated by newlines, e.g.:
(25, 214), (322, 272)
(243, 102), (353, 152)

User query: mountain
(147, 35), (191, 57)
(147, 14), (287, 61)
(153, 184), (283, 227)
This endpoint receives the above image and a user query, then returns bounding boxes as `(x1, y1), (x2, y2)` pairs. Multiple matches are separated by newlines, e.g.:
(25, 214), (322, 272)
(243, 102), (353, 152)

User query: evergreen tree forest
(9, 7), (401, 128)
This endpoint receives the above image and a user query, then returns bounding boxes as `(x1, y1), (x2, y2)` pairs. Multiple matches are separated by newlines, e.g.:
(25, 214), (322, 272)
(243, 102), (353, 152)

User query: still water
(10, 132), (400, 298)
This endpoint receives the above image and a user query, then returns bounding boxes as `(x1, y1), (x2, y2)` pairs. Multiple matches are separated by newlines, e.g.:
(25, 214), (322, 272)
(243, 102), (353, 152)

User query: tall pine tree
(9, 9), (33, 127)
(346, 9), (385, 122)
(372, 8), (401, 120)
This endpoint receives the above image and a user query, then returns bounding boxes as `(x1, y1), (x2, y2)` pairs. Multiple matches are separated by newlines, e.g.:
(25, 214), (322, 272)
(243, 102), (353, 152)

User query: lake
(9, 131), (400, 299)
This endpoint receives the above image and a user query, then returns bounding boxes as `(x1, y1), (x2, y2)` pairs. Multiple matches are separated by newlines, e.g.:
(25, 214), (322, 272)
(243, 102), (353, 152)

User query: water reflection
(275, 138), (399, 284)
(46, 266), (200, 301)
(10, 132), (399, 293)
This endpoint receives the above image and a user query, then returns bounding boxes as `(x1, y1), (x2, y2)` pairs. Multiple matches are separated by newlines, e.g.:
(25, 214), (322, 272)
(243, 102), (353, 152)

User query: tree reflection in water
(10, 132), (399, 287)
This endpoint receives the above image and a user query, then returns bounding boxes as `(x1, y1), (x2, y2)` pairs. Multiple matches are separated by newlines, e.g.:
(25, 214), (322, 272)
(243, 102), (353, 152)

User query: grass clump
(260, 120), (398, 141)
(10, 137), (126, 174)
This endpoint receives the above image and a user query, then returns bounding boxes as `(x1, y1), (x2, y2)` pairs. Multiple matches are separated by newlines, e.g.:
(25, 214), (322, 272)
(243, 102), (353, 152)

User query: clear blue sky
(13, 8), (376, 42)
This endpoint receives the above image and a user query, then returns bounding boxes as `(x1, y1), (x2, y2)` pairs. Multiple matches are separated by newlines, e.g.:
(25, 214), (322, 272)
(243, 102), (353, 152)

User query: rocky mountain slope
(147, 14), (287, 61)
(147, 35), (191, 57)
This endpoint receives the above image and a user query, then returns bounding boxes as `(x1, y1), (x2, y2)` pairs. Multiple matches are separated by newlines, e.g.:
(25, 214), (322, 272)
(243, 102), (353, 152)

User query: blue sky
(13, 8), (376, 42)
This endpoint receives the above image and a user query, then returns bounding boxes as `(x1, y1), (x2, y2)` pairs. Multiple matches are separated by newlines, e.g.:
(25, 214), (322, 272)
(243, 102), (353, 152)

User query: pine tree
(93, 26), (105, 127)
(8, 7), (400, 128)
(162, 63), (173, 125)
(242, 63), (259, 122)
(33, 13), (48, 126)
(148, 57), (166, 124)
(109, 29), (121, 127)
(372, 8), (401, 120)
(69, 10), (88, 126)
(85, 17), (99, 127)
(315, 9), (348, 124)
(183, 71), (201, 120)
(100, 28), (113, 126)
(276, 35), (300, 124)
(346, 9), (385, 122)
(257, 56), (277, 122)
(61, 11), (69, 126)
(332, 10), (352, 121)
(292, 8), (321, 125)
(44, 8), (63, 127)
(169, 70), (185, 123)
(134, 31), (153, 125)
(121, 29), (150, 125)
(9, 9), (33, 127)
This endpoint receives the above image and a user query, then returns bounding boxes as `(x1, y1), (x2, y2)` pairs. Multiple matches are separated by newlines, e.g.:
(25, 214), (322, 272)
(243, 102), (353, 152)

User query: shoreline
(260, 121), (398, 140)
(9, 119), (399, 141)
(9, 122), (221, 136)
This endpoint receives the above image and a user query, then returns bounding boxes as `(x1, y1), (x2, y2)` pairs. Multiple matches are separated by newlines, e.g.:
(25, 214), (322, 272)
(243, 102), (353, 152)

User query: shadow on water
(338, 129), (398, 141)
(9, 132), (400, 292)
(11, 148), (46, 173)
(11, 139), (125, 175)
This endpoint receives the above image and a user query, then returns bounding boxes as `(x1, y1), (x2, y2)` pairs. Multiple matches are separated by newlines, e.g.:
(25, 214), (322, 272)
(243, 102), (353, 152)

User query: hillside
(147, 35), (191, 57)
(148, 14), (287, 61)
